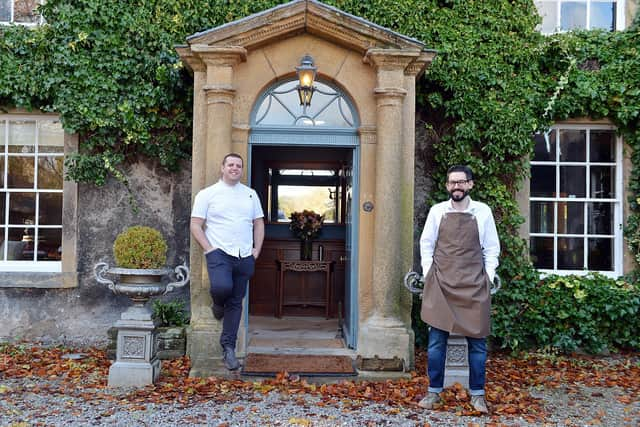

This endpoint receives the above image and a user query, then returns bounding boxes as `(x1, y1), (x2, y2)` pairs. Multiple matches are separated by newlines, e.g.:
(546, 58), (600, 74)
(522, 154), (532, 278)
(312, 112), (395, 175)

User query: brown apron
(420, 212), (491, 338)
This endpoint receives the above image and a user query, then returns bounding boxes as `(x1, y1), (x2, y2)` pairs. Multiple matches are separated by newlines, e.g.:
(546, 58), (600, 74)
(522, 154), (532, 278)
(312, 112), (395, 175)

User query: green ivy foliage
(493, 273), (640, 353)
(1, 1), (640, 352)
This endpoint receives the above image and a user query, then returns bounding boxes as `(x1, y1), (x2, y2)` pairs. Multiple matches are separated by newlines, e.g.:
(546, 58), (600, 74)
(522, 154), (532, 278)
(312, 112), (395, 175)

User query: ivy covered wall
(1, 0), (639, 351)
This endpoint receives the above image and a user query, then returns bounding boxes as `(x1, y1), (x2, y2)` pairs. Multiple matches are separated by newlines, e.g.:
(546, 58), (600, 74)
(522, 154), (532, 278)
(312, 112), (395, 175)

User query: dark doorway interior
(249, 146), (352, 318)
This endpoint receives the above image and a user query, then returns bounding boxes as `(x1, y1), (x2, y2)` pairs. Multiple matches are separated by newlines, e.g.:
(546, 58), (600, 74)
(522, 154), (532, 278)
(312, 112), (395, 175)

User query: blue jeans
(205, 249), (255, 349)
(427, 326), (486, 396)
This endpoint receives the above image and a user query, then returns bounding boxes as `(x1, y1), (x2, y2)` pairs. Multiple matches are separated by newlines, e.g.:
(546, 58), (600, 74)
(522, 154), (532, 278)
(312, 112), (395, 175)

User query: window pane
(530, 201), (554, 233)
(590, 2), (615, 30)
(39, 120), (64, 153)
(8, 120), (36, 153)
(557, 237), (584, 269)
(559, 166), (585, 197)
(14, 0), (39, 23)
(7, 228), (31, 260)
(0, 0), (10, 21)
(559, 129), (586, 162)
(8, 156), (35, 188)
(259, 95), (296, 125)
(313, 97), (352, 127)
(561, 1), (587, 31)
(0, 191), (4, 223)
(535, 1), (558, 33)
(37, 156), (63, 189)
(278, 185), (336, 223)
(590, 165), (615, 198)
(530, 237), (554, 269)
(8, 192), (35, 225)
(531, 165), (556, 197)
(590, 130), (615, 162)
(0, 156), (4, 188)
(588, 238), (613, 270)
(533, 130), (556, 161)
(557, 202), (584, 234)
(588, 202), (613, 235)
(255, 80), (355, 128)
(36, 228), (62, 261)
(39, 193), (62, 225)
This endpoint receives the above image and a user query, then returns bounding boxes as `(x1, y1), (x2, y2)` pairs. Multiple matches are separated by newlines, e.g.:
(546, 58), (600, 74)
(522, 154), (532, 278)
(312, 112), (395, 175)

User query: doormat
(242, 354), (356, 376)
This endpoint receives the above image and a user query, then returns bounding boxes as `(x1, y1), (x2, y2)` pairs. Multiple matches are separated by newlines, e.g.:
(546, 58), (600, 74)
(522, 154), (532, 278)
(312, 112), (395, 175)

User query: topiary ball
(113, 226), (168, 269)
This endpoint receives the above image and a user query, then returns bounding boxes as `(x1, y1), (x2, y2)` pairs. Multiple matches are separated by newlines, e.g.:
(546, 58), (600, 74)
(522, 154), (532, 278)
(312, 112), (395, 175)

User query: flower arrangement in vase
(289, 210), (324, 260)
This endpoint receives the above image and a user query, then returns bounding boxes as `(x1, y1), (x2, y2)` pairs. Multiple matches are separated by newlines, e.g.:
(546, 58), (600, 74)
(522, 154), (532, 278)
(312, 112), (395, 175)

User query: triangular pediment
(184, 0), (426, 54)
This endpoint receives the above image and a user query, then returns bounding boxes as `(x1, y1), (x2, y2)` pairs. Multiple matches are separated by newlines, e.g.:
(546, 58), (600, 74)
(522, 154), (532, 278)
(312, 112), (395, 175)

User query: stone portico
(177, 0), (435, 377)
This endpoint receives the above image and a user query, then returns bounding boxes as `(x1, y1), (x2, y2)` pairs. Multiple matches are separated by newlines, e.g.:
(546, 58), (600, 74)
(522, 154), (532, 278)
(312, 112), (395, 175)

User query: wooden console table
(276, 260), (334, 318)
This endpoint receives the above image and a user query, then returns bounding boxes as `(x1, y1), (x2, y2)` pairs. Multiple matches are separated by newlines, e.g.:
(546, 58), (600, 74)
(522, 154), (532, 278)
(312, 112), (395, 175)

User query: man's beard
(448, 189), (469, 202)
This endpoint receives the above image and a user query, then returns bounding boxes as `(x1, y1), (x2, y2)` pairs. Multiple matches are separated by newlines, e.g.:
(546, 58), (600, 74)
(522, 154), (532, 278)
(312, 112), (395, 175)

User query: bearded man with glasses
(417, 164), (500, 414)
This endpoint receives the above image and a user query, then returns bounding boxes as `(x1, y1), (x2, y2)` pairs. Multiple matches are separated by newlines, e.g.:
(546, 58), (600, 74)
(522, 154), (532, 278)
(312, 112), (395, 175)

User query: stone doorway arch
(177, 0), (435, 377)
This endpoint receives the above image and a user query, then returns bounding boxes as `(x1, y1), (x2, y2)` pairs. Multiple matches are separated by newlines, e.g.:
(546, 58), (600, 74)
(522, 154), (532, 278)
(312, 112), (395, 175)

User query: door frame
(244, 141), (359, 350)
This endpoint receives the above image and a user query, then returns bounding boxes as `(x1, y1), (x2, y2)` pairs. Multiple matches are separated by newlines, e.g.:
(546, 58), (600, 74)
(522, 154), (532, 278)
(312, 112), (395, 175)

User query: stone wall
(0, 158), (192, 347)
(412, 108), (437, 273)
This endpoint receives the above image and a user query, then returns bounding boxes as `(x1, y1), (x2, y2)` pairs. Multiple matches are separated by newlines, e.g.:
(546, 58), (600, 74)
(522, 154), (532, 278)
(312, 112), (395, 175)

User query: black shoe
(222, 347), (240, 370)
(212, 303), (224, 320)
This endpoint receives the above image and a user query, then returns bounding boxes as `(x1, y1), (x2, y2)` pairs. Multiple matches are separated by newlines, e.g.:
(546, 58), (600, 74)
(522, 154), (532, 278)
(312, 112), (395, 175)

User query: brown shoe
(471, 395), (488, 413)
(418, 392), (440, 409)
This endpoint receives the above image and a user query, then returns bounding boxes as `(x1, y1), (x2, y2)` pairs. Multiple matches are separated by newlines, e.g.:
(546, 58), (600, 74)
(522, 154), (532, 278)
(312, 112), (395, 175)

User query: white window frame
(0, 0), (44, 26)
(0, 114), (63, 273)
(535, 0), (626, 34)
(529, 124), (623, 278)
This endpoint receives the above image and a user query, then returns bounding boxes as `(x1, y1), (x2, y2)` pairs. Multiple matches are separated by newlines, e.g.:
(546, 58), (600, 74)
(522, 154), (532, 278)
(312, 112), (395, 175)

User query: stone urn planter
(94, 225), (189, 387)
(95, 263), (189, 387)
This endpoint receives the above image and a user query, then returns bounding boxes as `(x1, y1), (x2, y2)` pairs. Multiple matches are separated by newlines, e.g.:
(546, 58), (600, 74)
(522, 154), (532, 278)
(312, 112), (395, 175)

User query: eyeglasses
(447, 179), (470, 186)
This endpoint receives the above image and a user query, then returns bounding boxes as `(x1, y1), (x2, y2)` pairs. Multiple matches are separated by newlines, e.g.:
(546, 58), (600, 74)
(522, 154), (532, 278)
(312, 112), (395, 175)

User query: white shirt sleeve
(191, 190), (207, 219)
(481, 208), (500, 282)
(251, 189), (265, 219)
(419, 206), (440, 278)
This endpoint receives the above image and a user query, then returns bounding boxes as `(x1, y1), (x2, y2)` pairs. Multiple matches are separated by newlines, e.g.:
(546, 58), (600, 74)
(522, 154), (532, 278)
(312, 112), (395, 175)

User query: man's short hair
(222, 153), (244, 167)
(447, 165), (474, 181)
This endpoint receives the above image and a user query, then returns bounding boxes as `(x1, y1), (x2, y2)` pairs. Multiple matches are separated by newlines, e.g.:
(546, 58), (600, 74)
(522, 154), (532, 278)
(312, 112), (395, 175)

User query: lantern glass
(296, 55), (317, 107)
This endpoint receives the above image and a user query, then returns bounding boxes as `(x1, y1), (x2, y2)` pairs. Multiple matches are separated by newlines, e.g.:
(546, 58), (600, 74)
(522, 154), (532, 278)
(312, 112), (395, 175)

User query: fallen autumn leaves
(1, 343), (639, 426)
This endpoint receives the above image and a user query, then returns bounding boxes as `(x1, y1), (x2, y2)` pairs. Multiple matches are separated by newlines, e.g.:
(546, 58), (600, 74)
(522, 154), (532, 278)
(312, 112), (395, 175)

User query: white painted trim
(536, 0), (627, 34)
(529, 123), (622, 275)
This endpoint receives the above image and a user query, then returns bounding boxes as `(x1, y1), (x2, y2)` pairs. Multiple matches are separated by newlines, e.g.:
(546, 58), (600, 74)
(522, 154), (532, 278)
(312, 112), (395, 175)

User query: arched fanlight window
(252, 79), (357, 128)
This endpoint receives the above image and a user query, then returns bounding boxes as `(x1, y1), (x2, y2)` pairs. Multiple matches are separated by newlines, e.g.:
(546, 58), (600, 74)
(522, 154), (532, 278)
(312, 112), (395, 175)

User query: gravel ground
(1, 376), (639, 426)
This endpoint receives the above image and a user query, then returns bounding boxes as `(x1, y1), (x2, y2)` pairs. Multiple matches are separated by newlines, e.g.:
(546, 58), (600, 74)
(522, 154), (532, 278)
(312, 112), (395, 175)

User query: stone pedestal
(108, 315), (161, 387)
(358, 314), (413, 371)
(187, 325), (225, 377)
(444, 334), (469, 389)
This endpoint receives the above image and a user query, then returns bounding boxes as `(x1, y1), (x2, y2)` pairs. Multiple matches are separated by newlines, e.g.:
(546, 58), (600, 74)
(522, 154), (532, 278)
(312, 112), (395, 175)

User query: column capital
(190, 45), (247, 66)
(364, 48), (420, 71)
(175, 46), (206, 72)
(404, 52), (437, 78)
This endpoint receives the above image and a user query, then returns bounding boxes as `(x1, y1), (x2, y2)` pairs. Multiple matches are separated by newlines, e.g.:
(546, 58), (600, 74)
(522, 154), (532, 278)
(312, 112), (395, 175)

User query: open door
(342, 148), (359, 349)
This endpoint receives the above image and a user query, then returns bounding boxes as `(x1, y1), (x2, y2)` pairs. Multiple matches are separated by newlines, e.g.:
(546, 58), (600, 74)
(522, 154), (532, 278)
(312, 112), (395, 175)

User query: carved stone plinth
(94, 263), (190, 387)
(444, 334), (469, 389)
(108, 318), (161, 387)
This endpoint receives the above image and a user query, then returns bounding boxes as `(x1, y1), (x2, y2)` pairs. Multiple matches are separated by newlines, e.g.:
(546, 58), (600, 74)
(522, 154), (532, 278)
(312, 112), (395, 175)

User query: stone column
(184, 45), (247, 377)
(358, 49), (420, 367)
(401, 55), (435, 370)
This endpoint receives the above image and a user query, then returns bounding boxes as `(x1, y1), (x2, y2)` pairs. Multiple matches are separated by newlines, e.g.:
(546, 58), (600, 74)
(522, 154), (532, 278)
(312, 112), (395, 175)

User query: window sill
(536, 269), (620, 279)
(0, 271), (78, 288)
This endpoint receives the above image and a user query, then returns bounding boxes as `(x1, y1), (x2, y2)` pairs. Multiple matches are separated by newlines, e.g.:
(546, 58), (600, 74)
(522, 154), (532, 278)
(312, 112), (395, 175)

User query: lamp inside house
(296, 55), (317, 106)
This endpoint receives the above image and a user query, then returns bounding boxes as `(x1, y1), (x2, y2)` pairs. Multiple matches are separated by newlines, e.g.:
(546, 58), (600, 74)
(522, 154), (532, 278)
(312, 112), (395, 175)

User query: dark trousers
(205, 249), (255, 349)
